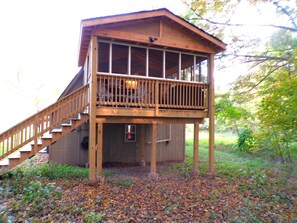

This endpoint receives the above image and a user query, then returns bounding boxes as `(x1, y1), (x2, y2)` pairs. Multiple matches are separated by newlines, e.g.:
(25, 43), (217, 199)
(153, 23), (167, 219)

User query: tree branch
(223, 54), (291, 62)
(248, 62), (288, 92)
(188, 7), (297, 32)
(273, 1), (297, 30)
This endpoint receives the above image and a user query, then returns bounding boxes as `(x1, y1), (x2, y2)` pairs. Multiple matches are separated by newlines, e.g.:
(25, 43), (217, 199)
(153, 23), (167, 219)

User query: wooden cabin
(0, 8), (226, 181)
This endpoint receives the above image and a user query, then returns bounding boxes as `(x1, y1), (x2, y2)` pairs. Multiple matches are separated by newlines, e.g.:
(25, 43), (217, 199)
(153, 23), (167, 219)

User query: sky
(0, 0), (280, 132)
(0, 0), (188, 131)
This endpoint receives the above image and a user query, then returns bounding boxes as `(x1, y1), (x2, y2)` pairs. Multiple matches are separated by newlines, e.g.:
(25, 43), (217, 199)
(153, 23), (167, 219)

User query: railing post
(33, 116), (39, 153)
(155, 80), (159, 116)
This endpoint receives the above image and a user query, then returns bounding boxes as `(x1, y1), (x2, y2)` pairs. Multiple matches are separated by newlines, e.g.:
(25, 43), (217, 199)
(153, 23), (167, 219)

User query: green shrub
(11, 163), (89, 180)
(236, 128), (256, 153)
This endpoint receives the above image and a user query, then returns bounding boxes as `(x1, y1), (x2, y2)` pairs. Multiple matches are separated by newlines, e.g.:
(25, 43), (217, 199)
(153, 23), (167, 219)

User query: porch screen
(112, 44), (129, 74)
(98, 42), (110, 73)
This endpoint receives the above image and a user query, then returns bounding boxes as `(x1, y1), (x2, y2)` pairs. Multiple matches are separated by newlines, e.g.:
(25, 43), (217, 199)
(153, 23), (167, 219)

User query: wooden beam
(96, 117), (204, 124)
(149, 122), (158, 180)
(89, 36), (98, 182)
(96, 122), (103, 178)
(207, 54), (215, 177)
(96, 107), (207, 119)
(193, 122), (199, 175)
(139, 124), (146, 166)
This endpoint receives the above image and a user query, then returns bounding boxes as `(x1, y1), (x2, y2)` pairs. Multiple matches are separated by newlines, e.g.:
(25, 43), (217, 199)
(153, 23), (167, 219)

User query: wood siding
(49, 122), (89, 166)
(144, 124), (185, 162)
(49, 123), (185, 165)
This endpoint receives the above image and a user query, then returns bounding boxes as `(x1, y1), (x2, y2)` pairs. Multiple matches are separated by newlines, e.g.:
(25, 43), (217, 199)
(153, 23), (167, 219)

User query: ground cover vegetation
(0, 134), (296, 222)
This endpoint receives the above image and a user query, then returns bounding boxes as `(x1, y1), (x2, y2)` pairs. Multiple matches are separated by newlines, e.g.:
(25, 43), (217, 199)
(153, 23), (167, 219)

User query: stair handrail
(0, 84), (89, 160)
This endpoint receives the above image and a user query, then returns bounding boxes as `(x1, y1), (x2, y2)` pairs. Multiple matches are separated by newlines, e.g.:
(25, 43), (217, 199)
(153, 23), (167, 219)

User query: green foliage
(255, 60), (297, 162)
(83, 212), (105, 223)
(11, 162), (89, 179)
(215, 93), (252, 134)
(236, 128), (257, 153)
(108, 178), (135, 187)
(0, 177), (62, 219)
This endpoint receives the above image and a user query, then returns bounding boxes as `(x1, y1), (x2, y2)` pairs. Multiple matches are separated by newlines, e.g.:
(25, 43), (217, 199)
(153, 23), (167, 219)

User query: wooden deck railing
(97, 74), (208, 109)
(0, 84), (89, 160)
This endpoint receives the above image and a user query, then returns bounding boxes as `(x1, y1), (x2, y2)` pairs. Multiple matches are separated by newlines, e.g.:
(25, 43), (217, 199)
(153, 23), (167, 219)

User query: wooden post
(89, 35), (98, 182)
(193, 123), (199, 175)
(139, 124), (146, 166)
(96, 122), (104, 180)
(207, 54), (215, 177)
(155, 81), (159, 116)
(149, 122), (158, 180)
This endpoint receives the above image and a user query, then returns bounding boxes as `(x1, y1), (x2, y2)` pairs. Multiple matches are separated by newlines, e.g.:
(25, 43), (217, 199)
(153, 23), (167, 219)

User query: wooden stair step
(0, 159), (9, 167)
(19, 145), (32, 152)
(61, 123), (72, 127)
(51, 128), (62, 133)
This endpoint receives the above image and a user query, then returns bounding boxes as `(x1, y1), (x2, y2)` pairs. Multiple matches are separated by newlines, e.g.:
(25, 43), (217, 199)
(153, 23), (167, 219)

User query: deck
(96, 74), (209, 120)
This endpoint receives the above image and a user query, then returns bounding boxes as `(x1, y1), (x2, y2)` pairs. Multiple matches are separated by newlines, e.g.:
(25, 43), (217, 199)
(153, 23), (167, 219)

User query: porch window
(181, 54), (194, 81)
(199, 60), (208, 83)
(131, 47), (146, 76)
(125, 124), (136, 142)
(98, 42), (110, 73)
(149, 49), (163, 78)
(112, 44), (129, 74)
(195, 57), (208, 83)
(165, 51), (179, 80)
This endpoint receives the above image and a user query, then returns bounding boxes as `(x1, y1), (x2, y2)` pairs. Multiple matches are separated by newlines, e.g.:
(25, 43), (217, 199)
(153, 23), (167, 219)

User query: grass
(7, 162), (89, 180)
(181, 131), (295, 182)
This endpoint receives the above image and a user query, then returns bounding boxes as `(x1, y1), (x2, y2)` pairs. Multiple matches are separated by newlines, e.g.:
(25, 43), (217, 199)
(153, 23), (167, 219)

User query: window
(195, 57), (208, 83)
(181, 54), (194, 81)
(112, 44), (129, 74)
(97, 40), (208, 82)
(98, 42), (110, 73)
(165, 51), (179, 80)
(125, 124), (136, 142)
(149, 49), (163, 78)
(131, 47), (146, 76)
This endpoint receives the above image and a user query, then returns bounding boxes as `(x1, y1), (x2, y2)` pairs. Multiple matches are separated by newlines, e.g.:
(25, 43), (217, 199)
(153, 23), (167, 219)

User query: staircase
(0, 84), (89, 174)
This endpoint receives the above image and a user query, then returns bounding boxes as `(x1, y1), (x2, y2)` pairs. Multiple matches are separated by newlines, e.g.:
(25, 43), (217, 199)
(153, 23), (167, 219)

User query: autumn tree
(182, 0), (297, 161)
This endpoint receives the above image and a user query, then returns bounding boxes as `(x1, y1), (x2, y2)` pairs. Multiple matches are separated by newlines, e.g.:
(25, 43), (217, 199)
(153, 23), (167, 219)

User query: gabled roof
(78, 8), (226, 66)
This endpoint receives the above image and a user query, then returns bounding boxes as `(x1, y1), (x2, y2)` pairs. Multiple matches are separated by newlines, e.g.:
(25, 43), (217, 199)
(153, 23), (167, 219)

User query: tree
(182, 0), (297, 162)
(215, 92), (252, 134)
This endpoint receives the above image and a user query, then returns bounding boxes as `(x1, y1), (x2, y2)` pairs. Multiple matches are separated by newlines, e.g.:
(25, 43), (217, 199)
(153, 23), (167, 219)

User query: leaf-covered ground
(1, 161), (296, 223)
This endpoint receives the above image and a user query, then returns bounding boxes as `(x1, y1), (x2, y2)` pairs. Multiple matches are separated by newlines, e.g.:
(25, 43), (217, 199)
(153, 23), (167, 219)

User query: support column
(89, 35), (98, 182)
(96, 122), (104, 181)
(149, 122), (158, 180)
(139, 124), (146, 166)
(193, 123), (199, 175)
(207, 54), (215, 177)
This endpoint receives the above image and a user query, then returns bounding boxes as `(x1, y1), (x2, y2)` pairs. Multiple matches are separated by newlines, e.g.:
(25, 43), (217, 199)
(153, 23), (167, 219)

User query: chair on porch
(97, 80), (113, 105)
(126, 80), (147, 106)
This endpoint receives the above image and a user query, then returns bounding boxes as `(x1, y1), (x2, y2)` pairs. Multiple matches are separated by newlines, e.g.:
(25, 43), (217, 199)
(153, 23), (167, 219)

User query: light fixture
(149, 36), (158, 43)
